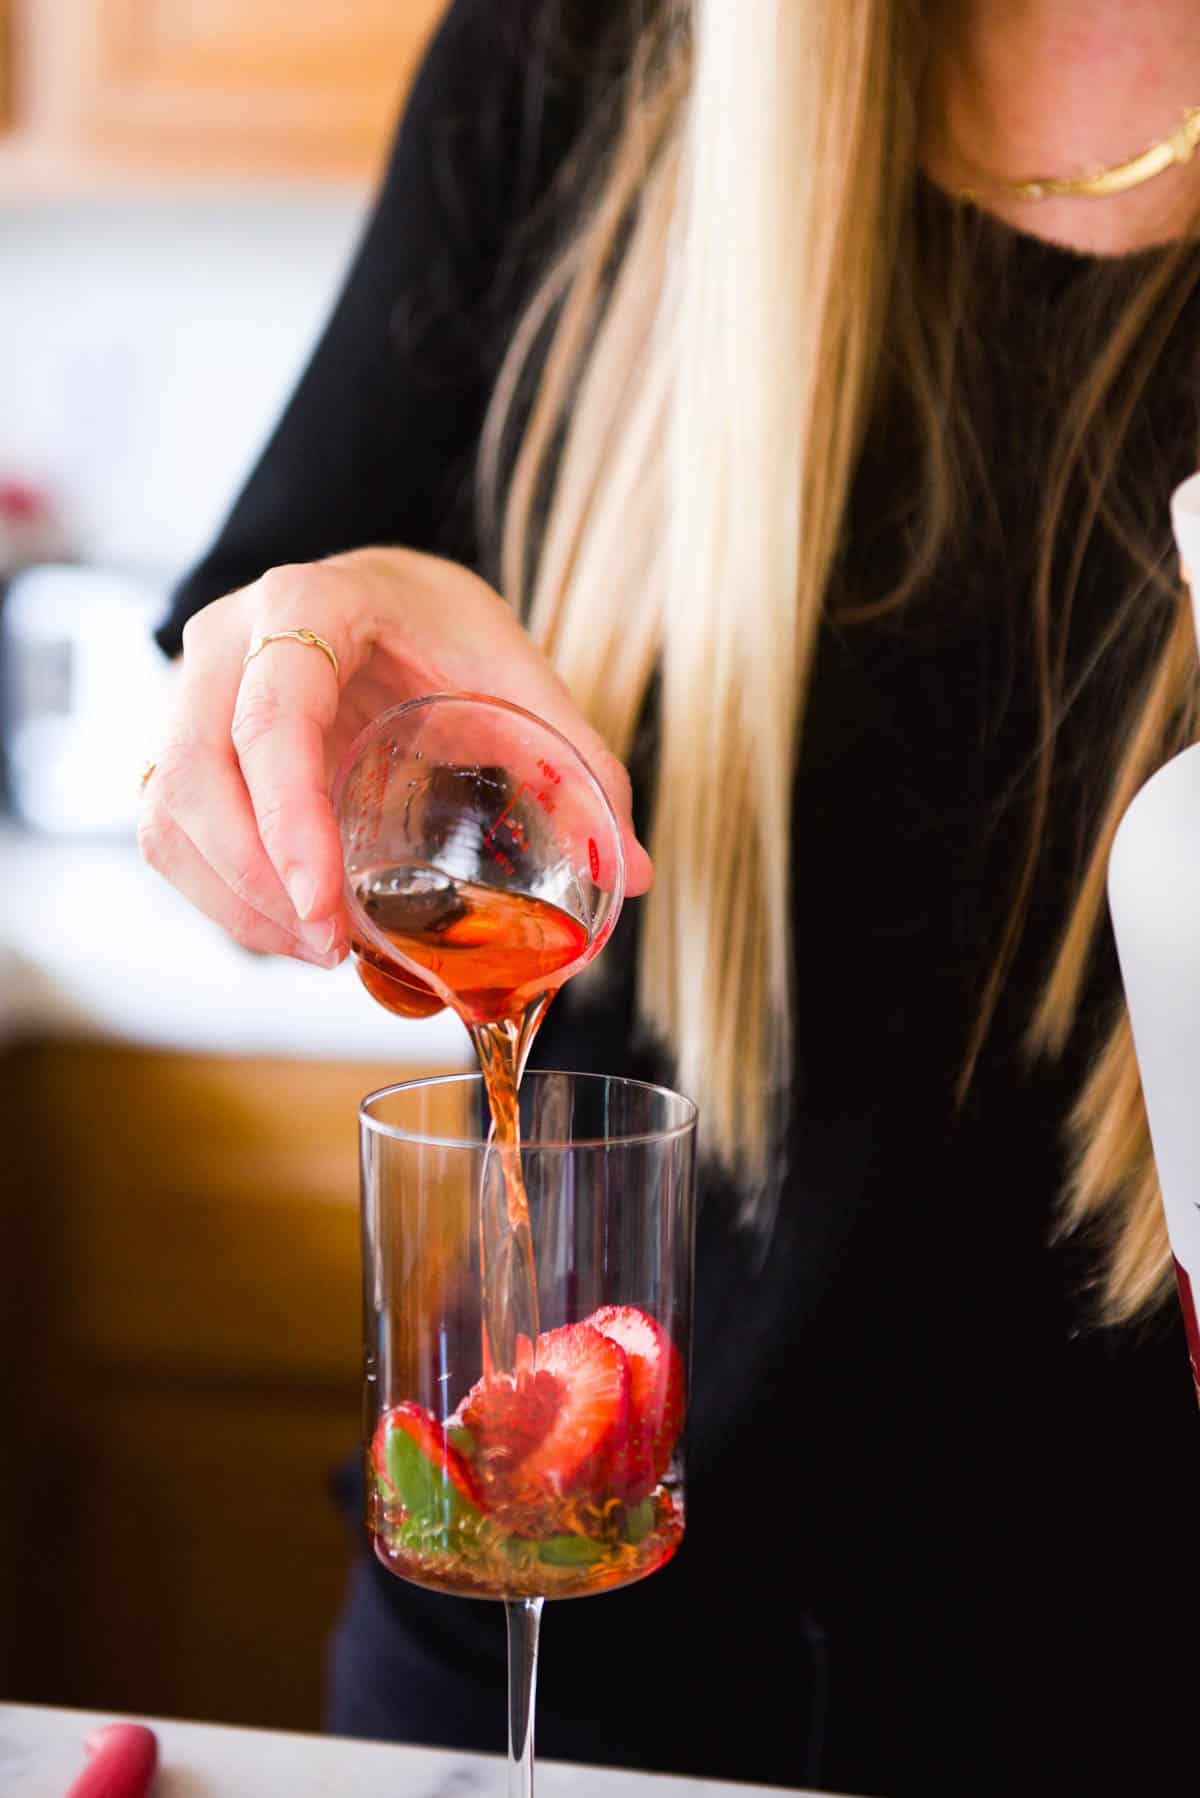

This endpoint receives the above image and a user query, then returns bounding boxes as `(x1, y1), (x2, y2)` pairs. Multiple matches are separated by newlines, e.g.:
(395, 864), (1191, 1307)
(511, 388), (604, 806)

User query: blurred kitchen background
(0, 0), (465, 1733)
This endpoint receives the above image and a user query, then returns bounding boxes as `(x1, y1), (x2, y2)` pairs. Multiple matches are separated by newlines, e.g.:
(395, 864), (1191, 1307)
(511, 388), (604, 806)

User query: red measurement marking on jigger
(588, 837), (600, 880)
(354, 754), (390, 851)
(482, 781), (529, 874)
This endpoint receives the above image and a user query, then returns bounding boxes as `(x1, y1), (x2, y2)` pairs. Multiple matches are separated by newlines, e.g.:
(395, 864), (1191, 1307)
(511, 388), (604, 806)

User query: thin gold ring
(139, 760), (156, 794)
(242, 628), (340, 681)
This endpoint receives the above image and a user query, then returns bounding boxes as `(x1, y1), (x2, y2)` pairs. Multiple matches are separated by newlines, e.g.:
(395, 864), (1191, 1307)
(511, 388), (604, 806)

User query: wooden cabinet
(0, 0), (446, 187)
(2, 1040), (456, 1731)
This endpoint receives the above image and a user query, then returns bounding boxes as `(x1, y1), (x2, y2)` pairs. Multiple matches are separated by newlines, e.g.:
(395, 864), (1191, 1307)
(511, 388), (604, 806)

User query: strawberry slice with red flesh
(461, 1322), (630, 1531)
(372, 1401), (482, 1519)
(589, 1305), (685, 1501)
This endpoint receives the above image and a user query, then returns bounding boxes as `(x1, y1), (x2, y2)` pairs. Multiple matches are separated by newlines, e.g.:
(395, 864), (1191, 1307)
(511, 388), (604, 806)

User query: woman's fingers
(567, 740), (654, 897)
(231, 595), (356, 928)
(155, 605), (344, 959)
(152, 734), (343, 960)
(138, 804), (341, 966)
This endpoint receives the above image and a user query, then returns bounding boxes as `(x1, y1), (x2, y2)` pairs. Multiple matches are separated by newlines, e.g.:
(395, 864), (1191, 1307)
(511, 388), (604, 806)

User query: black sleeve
(156, 0), (582, 656)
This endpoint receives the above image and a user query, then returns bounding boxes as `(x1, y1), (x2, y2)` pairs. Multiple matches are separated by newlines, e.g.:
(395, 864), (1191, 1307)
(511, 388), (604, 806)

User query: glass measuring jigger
(331, 692), (626, 1041)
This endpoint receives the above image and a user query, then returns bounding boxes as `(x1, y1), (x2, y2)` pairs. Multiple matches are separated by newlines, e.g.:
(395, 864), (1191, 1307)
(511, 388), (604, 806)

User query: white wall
(0, 188), (370, 583)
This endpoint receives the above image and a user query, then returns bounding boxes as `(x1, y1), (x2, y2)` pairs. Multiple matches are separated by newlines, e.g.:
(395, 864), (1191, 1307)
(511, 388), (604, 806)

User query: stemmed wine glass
(359, 1070), (697, 1797)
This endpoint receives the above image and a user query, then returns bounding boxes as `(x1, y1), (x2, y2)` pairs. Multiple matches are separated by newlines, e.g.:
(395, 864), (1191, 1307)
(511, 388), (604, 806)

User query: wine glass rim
(359, 1068), (698, 1149)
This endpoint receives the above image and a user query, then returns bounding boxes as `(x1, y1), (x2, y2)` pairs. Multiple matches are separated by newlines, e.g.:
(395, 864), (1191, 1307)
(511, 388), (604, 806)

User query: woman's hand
(138, 547), (652, 965)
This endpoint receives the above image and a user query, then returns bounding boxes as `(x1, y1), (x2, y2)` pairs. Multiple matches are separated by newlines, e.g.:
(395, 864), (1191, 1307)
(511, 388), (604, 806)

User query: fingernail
(299, 917), (337, 957)
(297, 941), (343, 971)
(288, 871), (318, 920)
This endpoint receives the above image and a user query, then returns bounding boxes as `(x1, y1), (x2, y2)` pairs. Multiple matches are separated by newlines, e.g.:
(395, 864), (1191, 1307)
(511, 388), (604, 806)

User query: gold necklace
(958, 105), (1200, 203)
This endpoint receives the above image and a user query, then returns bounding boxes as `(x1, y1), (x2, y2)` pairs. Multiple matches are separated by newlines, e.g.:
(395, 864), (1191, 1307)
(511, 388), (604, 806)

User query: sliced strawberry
(524, 1323), (631, 1494)
(372, 1402), (482, 1521)
(461, 1366), (561, 1478)
(460, 1322), (630, 1531)
(589, 1305), (685, 1500)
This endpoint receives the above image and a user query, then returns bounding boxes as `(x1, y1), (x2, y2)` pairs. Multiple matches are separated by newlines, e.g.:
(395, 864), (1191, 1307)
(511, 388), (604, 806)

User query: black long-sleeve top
(161, 6), (1200, 1793)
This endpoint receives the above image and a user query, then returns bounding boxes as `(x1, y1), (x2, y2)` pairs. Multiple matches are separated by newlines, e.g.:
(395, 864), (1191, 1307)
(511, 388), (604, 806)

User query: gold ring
(139, 760), (156, 793)
(242, 628), (340, 681)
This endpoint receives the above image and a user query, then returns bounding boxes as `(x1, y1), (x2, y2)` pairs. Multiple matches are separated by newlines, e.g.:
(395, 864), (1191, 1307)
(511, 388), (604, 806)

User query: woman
(141, 1), (1200, 1791)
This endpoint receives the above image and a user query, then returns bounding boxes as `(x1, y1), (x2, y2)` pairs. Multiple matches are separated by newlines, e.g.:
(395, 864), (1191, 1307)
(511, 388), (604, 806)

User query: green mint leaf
(538, 1533), (606, 1567)
(621, 1498), (655, 1544)
(382, 1426), (480, 1530)
(499, 1534), (540, 1566)
(393, 1511), (485, 1558)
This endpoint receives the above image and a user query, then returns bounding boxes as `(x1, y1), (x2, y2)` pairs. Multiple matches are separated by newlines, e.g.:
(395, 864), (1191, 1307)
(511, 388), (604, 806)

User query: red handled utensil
(63, 1724), (158, 1798)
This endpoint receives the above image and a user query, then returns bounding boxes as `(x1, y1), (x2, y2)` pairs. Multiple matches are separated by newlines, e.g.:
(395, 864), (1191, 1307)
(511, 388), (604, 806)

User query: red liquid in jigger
(351, 871), (588, 1024)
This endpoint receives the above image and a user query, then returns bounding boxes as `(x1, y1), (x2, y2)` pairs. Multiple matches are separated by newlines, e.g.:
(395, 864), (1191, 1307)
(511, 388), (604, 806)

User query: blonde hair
(482, 0), (1200, 1317)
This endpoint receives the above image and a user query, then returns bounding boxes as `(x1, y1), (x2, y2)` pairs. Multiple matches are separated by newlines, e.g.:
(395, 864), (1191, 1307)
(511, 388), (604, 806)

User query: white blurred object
(1108, 470), (1200, 1392)
(1, 564), (172, 835)
(1170, 470), (1200, 636)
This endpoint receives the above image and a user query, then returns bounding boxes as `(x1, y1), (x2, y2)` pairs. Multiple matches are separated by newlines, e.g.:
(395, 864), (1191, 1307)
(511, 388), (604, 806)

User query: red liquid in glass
(371, 1488), (684, 1601)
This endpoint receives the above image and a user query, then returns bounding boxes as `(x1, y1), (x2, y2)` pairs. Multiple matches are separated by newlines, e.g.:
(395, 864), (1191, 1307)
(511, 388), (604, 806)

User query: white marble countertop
(0, 824), (467, 1064)
(0, 1705), (815, 1798)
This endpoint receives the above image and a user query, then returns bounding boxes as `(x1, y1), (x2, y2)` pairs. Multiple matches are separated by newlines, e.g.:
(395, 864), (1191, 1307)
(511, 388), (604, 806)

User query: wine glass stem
(506, 1597), (543, 1798)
